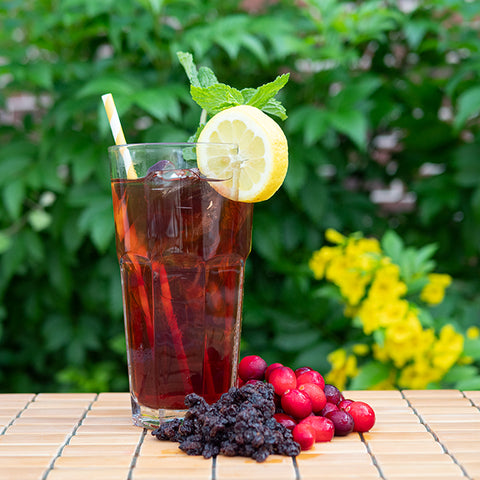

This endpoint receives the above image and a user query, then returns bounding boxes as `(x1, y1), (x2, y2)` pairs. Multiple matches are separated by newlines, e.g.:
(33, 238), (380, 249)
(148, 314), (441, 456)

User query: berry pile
(239, 355), (376, 451)
(152, 381), (301, 462)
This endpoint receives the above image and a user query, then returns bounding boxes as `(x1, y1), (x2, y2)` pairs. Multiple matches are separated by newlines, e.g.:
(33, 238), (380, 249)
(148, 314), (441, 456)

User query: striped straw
(101, 93), (137, 179)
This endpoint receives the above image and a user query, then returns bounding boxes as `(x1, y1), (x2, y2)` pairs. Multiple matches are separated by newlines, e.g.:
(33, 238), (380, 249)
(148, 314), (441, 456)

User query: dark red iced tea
(111, 169), (253, 411)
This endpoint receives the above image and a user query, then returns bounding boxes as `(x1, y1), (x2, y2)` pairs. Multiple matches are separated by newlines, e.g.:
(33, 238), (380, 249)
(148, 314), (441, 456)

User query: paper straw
(101, 93), (137, 179)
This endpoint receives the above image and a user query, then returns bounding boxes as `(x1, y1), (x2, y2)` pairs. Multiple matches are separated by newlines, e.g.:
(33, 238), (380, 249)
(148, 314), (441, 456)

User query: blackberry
(152, 381), (300, 462)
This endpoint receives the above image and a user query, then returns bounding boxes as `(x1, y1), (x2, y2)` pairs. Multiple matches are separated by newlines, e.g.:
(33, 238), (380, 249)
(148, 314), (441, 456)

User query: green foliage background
(1, 0), (480, 392)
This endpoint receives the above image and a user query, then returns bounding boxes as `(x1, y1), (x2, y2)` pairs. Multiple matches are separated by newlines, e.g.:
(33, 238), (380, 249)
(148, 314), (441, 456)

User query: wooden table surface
(1, 389), (479, 480)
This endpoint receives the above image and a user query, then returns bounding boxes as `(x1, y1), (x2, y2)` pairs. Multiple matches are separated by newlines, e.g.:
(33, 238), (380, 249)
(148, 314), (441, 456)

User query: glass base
(130, 396), (186, 429)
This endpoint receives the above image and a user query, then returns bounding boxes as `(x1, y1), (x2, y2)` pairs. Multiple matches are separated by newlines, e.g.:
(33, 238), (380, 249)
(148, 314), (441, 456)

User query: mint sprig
(177, 51), (289, 126)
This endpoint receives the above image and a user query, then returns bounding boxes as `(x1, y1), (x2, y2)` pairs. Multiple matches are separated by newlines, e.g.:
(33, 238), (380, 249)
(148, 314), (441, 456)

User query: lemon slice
(196, 105), (288, 202)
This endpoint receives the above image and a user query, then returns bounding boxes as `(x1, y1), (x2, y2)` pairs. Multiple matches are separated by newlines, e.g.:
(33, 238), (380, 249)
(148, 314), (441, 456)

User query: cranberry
(273, 412), (297, 431)
(298, 383), (327, 413)
(326, 410), (354, 436)
(299, 416), (335, 443)
(323, 384), (344, 405)
(268, 366), (297, 396)
(245, 379), (264, 385)
(296, 370), (325, 390)
(281, 389), (312, 419)
(292, 423), (315, 451)
(345, 401), (376, 432)
(320, 402), (339, 417)
(265, 362), (283, 382)
(238, 355), (268, 381)
(338, 399), (354, 411)
(294, 366), (312, 377)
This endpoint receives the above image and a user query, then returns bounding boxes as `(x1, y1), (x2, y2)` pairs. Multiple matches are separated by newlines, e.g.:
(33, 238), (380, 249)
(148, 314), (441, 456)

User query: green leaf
(288, 106), (329, 145)
(381, 230), (404, 262)
(463, 337), (480, 360)
(77, 199), (115, 253)
(454, 86), (480, 130)
(294, 342), (333, 374)
(454, 144), (480, 187)
(0, 232), (12, 254)
(198, 66), (218, 88)
(177, 51), (201, 87)
(274, 330), (321, 352)
(349, 361), (392, 389)
(261, 98), (288, 121)
(77, 75), (139, 98)
(2, 179), (25, 220)
(243, 74), (289, 111)
(190, 83), (244, 115)
(133, 87), (182, 122)
(442, 364), (477, 384)
(328, 109), (368, 150)
(455, 376), (480, 391)
(28, 209), (52, 231)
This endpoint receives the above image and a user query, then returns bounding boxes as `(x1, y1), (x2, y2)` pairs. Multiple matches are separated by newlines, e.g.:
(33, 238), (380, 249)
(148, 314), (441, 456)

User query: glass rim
(108, 142), (238, 152)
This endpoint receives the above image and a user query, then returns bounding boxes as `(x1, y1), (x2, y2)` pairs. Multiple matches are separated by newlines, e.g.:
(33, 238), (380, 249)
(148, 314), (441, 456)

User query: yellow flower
(372, 343), (389, 363)
(352, 343), (369, 356)
(431, 324), (464, 373)
(326, 348), (359, 391)
(429, 273), (452, 287)
(309, 246), (340, 280)
(467, 326), (480, 339)
(325, 254), (350, 283)
(337, 271), (370, 306)
(383, 310), (423, 368)
(356, 237), (381, 254)
(357, 297), (383, 335)
(420, 273), (452, 305)
(398, 359), (440, 389)
(377, 299), (409, 328)
(325, 228), (346, 245)
(369, 264), (407, 300)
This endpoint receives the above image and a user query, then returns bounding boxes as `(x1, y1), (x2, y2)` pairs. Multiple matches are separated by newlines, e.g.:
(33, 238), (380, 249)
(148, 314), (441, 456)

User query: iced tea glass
(109, 143), (253, 428)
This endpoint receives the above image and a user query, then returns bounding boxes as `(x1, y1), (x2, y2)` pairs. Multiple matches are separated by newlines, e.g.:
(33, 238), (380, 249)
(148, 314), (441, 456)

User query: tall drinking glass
(108, 143), (253, 428)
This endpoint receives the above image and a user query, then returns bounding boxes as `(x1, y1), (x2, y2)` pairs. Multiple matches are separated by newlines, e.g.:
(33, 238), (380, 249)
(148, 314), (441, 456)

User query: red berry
(298, 383), (327, 413)
(268, 366), (297, 396)
(265, 362), (283, 382)
(320, 402), (339, 417)
(338, 399), (354, 411)
(326, 410), (354, 436)
(299, 416), (335, 443)
(281, 389), (312, 419)
(296, 370), (325, 390)
(294, 366), (312, 377)
(273, 412), (297, 431)
(323, 384), (344, 405)
(292, 423), (315, 451)
(345, 401), (376, 432)
(238, 355), (268, 381)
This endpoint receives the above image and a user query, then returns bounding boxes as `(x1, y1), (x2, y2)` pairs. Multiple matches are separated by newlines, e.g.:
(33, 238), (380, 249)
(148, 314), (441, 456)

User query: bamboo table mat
(1, 390), (480, 480)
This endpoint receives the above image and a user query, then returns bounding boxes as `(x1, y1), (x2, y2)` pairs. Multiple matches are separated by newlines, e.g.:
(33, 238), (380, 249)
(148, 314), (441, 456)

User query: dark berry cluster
(152, 381), (301, 462)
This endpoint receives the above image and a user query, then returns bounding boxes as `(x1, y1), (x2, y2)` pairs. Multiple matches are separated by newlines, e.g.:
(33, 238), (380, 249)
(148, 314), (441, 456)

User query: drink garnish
(178, 52), (289, 202)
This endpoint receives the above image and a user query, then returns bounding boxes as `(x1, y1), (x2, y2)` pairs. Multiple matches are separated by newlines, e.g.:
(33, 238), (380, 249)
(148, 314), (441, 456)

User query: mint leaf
(190, 84), (244, 115)
(198, 66), (218, 88)
(260, 98), (288, 120)
(177, 51), (200, 87)
(177, 51), (289, 122)
(243, 73), (290, 110)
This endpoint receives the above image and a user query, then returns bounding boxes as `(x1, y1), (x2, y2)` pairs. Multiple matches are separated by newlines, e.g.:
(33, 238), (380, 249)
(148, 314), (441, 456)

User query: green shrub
(1, 0), (479, 392)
